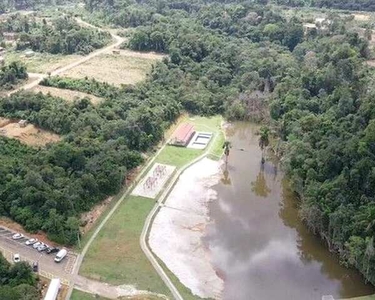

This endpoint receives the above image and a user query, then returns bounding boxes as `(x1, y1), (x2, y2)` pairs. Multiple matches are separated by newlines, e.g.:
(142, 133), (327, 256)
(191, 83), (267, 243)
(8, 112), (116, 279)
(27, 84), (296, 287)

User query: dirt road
(7, 20), (124, 96)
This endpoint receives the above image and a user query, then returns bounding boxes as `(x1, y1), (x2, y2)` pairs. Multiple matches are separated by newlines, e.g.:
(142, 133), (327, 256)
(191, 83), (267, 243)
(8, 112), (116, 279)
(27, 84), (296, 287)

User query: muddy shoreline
(149, 157), (224, 299)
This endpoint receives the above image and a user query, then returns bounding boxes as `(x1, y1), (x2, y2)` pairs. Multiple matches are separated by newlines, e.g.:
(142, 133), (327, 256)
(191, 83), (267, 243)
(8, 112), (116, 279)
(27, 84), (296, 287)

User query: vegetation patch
(60, 54), (161, 86)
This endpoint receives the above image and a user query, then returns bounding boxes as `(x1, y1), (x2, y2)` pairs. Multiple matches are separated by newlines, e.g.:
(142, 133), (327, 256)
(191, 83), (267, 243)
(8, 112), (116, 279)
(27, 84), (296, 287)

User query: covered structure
(169, 123), (195, 147)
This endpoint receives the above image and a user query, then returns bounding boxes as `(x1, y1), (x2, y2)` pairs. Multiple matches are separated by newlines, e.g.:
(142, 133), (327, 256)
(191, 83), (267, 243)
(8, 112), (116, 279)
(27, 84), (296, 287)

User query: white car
(33, 242), (42, 249)
(37, 243), (48, 252)
(12, 233), (24, 240)
(25, 238), (38, 246)
(13, 253), (20, 263)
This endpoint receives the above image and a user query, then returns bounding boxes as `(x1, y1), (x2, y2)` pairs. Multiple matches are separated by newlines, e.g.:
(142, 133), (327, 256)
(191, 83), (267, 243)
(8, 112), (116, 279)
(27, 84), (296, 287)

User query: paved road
(0, 226), (76, 285)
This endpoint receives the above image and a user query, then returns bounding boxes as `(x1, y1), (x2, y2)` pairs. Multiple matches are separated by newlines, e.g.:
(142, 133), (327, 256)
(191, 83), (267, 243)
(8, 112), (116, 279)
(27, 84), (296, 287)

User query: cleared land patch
(0, 118), (61, 147)
(32, 86), (103, 105)
(352, 13), (371, 21)
(60, 53), (163, 86)
(4, 51), (81, 74)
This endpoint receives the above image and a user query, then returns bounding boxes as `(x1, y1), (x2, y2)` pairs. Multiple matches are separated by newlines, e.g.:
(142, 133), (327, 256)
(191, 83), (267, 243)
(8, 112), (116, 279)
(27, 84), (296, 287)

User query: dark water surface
(204, 122), (375, 300)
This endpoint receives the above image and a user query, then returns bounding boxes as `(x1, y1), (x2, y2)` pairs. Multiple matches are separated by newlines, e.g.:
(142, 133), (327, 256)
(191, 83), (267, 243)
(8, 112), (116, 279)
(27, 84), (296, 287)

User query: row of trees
(273, 0), (375, 11)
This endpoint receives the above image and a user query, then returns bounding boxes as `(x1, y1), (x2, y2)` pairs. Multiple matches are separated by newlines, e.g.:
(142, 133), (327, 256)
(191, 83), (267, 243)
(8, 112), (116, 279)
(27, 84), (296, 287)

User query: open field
(32, 85), (103, 105)
(60, 53), (163, 86)
(4, 51), (81, 74)
(0, 118), (61, 147)
(79, 115), (223, 300)
(80, 195), (172, 297)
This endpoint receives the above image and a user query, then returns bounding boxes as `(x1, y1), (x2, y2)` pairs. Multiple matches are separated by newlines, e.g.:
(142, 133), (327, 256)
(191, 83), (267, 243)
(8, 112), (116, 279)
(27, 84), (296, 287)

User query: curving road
(7, 18), (124, 96)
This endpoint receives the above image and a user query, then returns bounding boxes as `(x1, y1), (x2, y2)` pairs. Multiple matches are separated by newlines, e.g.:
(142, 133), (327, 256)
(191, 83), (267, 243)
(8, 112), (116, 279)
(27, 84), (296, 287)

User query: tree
(258, 126), (270, 164)
(222, 141), (231, 165)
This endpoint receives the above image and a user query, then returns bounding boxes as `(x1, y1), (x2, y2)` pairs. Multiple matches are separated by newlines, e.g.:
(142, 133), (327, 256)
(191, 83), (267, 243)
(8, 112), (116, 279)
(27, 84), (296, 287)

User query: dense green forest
(0, 253), (38, 300)
(273, 0), (375, 11)
(0, 14), (111, 54)
(0, 61), (28, 91)
(0, 0), (72, 13)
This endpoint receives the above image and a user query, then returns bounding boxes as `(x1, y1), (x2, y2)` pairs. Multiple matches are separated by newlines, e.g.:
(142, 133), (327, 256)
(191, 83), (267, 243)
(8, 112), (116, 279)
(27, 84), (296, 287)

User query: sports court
(132, 163), (175, 199)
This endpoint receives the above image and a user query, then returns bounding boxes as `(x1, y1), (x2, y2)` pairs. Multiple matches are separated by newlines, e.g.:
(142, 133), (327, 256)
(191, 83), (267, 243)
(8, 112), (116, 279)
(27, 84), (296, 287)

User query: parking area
(0, 226), (77, 285)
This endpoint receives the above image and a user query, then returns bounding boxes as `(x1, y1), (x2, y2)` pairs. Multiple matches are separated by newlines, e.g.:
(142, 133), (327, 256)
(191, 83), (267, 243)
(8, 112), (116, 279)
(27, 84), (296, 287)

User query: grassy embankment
(79, 115), (224, 300)
(71, 289), (109, 300)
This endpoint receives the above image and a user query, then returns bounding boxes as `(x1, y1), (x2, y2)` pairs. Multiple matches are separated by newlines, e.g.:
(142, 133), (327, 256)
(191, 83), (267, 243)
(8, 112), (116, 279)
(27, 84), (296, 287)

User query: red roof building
(169, 123), (195, 147)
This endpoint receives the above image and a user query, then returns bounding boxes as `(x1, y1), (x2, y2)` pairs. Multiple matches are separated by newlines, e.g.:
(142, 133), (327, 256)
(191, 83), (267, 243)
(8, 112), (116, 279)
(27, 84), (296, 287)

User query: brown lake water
(204, 122), (375, 300)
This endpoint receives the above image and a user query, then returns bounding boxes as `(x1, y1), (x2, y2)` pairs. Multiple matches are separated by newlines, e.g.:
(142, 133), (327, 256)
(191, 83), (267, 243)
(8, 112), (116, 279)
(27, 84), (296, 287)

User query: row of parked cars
(11, 233), (67, 262)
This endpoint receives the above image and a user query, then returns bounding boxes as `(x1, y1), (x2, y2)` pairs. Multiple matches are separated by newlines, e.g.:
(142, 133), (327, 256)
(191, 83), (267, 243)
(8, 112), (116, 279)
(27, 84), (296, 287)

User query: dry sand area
(0, 118), (61, 147)
(60, 52), (165, 86)
(353, 13), (371, 21)
(149, 158), (224, 299)
(32, 86), (103, 105)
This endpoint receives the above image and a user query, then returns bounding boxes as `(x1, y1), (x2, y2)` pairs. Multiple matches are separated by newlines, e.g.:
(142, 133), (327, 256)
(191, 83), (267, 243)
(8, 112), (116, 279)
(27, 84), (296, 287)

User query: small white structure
(187, 132), (213, 149)
(44, 278), (61, 300)
(18, 120), (28, 128)
(25, 50), (35, 58)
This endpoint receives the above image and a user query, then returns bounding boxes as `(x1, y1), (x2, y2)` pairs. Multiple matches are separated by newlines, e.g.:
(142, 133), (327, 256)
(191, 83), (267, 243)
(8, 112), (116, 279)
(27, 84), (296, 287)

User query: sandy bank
(149, 157), (224, 299)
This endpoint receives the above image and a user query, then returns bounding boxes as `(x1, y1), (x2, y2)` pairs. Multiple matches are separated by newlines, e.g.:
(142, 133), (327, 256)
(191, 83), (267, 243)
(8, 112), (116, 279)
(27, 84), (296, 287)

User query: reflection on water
(204, 122), (375, 300)
(251, 165), (271, 198)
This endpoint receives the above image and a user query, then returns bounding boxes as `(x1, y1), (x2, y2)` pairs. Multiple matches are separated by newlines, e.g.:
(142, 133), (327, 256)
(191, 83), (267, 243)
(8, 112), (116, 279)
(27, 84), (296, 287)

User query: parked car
(33, 242), (42, 249)
(13, 254), (20, 263)
(46, 247), (60, 254)
(32, 262), (38, 272)
(54, 249), (67, 263)
(25, 238), (38, 245)
(12, 233), (24, 240)
(37, 243), (48, 252)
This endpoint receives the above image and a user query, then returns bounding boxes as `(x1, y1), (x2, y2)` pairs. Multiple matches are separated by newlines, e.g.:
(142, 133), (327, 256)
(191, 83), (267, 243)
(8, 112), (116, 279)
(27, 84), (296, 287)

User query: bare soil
(80, 197), (113, 235)
(32, 86), (103, 105)
(0, 118), (61, 147)
(60, 53), (163, 86)
(352, 13), (371, 21)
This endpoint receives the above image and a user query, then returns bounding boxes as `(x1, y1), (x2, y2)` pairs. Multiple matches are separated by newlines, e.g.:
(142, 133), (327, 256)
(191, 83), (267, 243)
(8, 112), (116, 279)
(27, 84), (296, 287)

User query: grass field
(4, 51), (80, 74)
(344, 295), (375, 300)
(71, 289), (109, 300)
(79, 115), (223, 299)
(80, 195), (172, 297)
(60, 53), (162, 86)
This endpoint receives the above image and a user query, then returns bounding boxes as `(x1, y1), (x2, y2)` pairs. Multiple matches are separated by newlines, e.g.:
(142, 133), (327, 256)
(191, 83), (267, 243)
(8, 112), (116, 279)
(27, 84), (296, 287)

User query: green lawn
(80, 195), (172, 297)
(70, 289), (109, 300)
(79, 115), (223, 299)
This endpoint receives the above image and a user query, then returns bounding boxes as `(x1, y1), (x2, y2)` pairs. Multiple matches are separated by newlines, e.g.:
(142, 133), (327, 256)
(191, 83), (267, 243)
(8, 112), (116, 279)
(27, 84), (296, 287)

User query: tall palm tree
(222, 141), (231, 165)
(259, 126), (270, 164)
